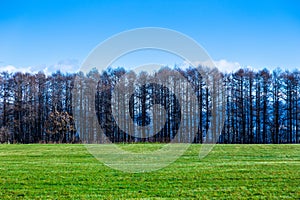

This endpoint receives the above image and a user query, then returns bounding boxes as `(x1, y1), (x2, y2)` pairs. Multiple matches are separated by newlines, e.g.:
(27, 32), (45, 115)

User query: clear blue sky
(0, 0), (300, 72)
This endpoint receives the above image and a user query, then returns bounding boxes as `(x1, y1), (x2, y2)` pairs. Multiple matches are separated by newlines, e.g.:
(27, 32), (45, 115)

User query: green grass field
(0, 144), (299, 199)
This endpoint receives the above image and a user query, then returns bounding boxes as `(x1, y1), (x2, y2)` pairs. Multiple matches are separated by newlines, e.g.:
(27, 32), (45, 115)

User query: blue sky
(0, 0), (300, 73)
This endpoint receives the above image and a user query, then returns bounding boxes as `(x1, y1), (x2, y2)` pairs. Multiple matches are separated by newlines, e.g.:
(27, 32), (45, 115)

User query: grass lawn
(0, 144), (299, 199)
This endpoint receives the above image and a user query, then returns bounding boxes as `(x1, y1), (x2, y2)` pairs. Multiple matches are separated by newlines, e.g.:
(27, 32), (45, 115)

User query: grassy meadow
(0, 144), (299, 199)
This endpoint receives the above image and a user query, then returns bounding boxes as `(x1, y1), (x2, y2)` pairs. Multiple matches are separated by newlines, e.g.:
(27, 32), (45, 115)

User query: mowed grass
(0, 144), (299, 199)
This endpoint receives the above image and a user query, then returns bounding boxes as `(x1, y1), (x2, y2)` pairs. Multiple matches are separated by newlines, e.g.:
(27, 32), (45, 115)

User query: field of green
(0, 144), (299, 199)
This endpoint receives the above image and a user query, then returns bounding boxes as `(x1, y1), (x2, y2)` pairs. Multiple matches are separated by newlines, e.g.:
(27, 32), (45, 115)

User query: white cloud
(44, 59), (80, 75)
(0, 65), (36, 74)
(1, 59), (262, 75)
(0, 59), (80, 75)
(180, 59), (241, 73)
(213, 59), (241, 73)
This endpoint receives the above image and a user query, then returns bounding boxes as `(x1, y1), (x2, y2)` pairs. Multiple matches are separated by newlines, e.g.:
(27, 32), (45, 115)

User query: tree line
(0, 66), (300, 144)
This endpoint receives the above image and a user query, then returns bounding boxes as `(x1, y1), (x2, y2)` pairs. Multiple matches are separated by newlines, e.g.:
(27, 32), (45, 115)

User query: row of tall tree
(0, 71), (76, 143)
(0, 66), (300, 144)
(222, 68), (300, 144)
